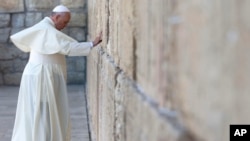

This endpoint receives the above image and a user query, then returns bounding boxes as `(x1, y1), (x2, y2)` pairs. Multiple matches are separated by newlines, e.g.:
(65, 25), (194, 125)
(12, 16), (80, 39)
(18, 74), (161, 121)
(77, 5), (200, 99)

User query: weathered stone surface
(13, 59), (26, 72)
(86, 50), (101, 141)
(68, 12), (86, 27)
(69, 27), (86, 41)
(173, 1), (250, 141)
(0, 0), (24, 13)
(75, 57), (86, 72)
(3, 73), (22, 85)
(25, 0), (58, 11)
(0, 28), (10, 42)
(11, 13), (25, 27)
(87, 0), (250, 141)
(117, 0), (135, 79)
(0, 46), (28, 60)
(61, 0), (86, 8)
(25, 12), (43, 27)
(67, 72), (85, 84)
(0, 74), (3, 85)
(0, 14), (10, 27)
(10, 27), (25, 36)
(0, 61), (14, 73)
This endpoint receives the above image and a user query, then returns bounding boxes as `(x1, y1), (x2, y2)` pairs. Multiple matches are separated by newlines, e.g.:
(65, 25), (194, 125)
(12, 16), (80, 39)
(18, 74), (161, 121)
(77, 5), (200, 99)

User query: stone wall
(0, 0), (87, 85)
(87, 0), (250, 141)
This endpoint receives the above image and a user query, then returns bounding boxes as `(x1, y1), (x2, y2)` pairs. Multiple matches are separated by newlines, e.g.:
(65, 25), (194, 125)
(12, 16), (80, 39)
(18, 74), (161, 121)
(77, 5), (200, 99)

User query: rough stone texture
(61, 0), (86, 9)
(11, 13), (25, 27)
(0, 28), (11, 43)
(69, 27), (86, 41)
(68, 12), (87, 27)
(0, 0), (88, 85)
(25, 12), (43, 27)
(0, 14), (10, 27)
(0, 0), (24, 13)
(25, 0), (59, 11)
(0, 74), (3, 85)
(87, 0), (250, 141)
(3, 73), (22, 85)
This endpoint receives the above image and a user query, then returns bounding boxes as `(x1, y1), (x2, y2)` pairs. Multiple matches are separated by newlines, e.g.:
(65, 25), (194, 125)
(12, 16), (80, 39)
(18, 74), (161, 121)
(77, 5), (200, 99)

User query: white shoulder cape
(10, 17), (77, 54)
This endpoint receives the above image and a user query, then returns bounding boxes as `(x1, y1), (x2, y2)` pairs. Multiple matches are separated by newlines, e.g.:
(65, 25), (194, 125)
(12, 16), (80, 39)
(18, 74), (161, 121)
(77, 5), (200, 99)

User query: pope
(10, 5), (102, 141)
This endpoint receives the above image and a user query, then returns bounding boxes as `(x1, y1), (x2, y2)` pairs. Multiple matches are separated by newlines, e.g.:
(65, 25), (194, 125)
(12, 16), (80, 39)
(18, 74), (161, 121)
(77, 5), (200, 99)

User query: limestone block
(0, 0), (24, 13)
(100, 54), (119, 89)
(173, 1), (250, 141)
(25, 0), (59, 11)
(11, 13), (25, 27)
(66, 57), (76, 72)
(75, 57), (86, 72)
(3, 73), (22, 85)
(87, 52), (99, 141)
(25, 12), (43, 27)
(97, 55), (117, 141)
(0, 28), (10, 42)
(13, 59), (27, 72)
(61, 0), (86, 8)
(11, 27), (25, 36)
(114, 72), (194, 141)
(67, 72), (84, 84)
(0, 45), (28, 60)
(68, 12), (86, 27)
(0, 73), (3, 85)
(69, 27), (86, 41)
(117, 0), (135, 79)
(106, 0), (119, 65)
(61, 28), (69, 35)
(0, 61), (14, 73)
(135, 0), (170, 108)
(0, 14), (10, 27)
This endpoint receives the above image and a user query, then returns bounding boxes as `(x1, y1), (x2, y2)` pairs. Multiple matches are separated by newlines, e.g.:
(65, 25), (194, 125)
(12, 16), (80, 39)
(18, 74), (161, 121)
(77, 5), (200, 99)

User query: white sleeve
(68, 42), (93, 56)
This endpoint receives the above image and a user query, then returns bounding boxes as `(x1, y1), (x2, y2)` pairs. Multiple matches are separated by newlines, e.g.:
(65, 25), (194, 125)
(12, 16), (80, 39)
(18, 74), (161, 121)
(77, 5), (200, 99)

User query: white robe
(10, 17), (92, 141)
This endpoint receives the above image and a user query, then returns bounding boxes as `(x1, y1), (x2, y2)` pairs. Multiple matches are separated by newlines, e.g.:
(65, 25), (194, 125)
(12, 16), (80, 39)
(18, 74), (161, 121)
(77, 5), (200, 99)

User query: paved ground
(0, 85), (90, 141)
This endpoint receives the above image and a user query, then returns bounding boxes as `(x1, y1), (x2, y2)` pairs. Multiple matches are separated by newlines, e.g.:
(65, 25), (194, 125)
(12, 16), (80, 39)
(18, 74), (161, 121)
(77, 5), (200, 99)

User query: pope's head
(50, 5), (71, 30)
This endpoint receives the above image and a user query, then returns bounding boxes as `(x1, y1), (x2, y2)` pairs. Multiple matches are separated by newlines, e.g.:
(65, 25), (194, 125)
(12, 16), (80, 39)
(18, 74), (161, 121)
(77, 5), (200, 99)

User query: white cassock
(10, 17), (92, 141)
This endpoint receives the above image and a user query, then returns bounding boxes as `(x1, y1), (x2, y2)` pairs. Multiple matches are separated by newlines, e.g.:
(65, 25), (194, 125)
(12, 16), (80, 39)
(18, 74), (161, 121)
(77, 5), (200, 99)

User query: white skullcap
(52, 5), (70, 12)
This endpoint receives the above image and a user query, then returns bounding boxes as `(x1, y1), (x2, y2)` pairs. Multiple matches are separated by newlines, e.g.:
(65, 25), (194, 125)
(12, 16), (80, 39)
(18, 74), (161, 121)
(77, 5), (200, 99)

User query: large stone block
(135, 0), (170, 108)
(0, 61), (14, 73)
(0, 28), (11, 42)
(13, 59), (26, 72)
(25, 0), (59, 11)
(75, 57), (86, 72)
(3, 73), (22, 85)
(0, 73), (3, 85)
(69, 27), (86, 41)
(0, 45), (28, 60)
(11, 13), (25, 27)
(25, 12), (43, 27)
(67, 72), (85, 84)
(173, 1), (250, 141)
(68, 12), (86, 27)
(87, 52), (99, 141)
(116, 0), (137, 79)
(0, 0), (24, 13)
(61, 0), (86, 8)
(0, 14), (10, 27)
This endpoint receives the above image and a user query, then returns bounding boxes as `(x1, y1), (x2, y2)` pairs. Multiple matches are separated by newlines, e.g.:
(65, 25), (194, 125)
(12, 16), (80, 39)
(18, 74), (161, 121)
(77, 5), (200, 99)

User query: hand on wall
(92, 31), (103, 47)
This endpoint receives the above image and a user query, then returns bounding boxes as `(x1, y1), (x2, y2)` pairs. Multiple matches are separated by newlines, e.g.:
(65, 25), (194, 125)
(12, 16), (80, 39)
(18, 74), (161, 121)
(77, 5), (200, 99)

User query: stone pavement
(0, 85), (90, 141)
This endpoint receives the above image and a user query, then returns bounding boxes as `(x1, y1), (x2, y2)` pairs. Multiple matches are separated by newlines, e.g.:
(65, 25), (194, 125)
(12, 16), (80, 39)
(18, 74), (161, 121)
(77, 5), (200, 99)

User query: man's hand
(92, 31), (103, 47)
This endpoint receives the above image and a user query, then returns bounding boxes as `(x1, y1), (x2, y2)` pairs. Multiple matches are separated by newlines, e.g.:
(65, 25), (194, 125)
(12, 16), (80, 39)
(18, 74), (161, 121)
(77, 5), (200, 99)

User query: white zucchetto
(52, 5), (70, 12)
